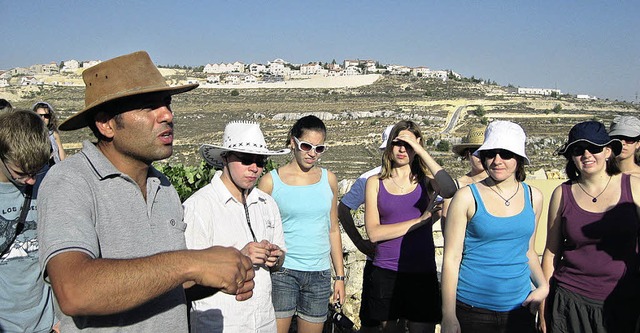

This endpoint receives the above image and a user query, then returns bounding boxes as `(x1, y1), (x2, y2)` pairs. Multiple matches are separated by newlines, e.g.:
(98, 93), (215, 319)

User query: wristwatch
(333, 275), (346, 281)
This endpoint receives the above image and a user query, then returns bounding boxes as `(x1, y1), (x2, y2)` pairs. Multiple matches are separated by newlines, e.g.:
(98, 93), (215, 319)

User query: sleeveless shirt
(553, 173), (640, 301)
(269, 168), (332, 271)
(457, 182), (535, 311)
(373, 179), (436, 273)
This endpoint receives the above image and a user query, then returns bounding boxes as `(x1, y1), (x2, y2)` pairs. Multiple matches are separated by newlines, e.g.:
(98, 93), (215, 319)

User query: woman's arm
(53, 131), (66, 160)
(522, 186), (549, 310)
(327, 171), (346, 304)
(364, 176), (431, 242)
(440, 187), (473, 333)
(538, 185), (564, 333)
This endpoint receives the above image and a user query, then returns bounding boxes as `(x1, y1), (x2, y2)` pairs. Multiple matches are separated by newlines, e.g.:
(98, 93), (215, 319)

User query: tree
(436, 140), (451, 152)
(552, 104), (562, 113)
(474, 105), (486, 117)
(231, 89), (240, 96)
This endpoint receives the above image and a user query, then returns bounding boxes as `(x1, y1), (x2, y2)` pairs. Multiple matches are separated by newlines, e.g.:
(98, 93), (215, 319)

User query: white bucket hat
(200, 121), (290, 168)
(474, 120), (530, 165)
(379, 125), (395, 149)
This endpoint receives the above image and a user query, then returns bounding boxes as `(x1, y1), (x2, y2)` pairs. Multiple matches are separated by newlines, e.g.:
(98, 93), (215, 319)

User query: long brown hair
(379, 120), (431, 184)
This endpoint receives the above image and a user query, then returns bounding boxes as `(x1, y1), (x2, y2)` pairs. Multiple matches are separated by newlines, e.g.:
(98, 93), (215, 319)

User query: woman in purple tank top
(364, 120), (456, 333)
(541, 121), (640, 333)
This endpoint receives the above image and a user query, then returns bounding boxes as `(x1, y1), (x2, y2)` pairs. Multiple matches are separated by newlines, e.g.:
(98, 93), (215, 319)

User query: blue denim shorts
(271, 267), (332, 323)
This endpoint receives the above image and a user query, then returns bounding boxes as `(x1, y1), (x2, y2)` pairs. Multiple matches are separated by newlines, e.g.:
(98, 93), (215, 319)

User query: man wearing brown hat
(37, 51), (255, 332)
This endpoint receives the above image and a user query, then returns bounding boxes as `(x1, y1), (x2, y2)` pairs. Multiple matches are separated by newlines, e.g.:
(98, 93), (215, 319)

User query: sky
(1, 1), (638, 102)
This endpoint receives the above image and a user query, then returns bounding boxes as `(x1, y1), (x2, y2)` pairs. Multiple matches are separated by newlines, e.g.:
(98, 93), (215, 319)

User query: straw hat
(474, 120), (530, 164)
(557, 121), (622, 157)
(452, 126), (486, 156)
(200, 121), (290, 168)
(59, 51), (199, 131)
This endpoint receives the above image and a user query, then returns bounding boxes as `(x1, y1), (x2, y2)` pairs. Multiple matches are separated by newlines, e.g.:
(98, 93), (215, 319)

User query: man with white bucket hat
(37, 51), (255, 332)
(184, 121), (289, 332)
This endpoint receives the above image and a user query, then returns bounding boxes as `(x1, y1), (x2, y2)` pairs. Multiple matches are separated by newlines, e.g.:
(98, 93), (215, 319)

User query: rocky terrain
(3, 74), (637, 181)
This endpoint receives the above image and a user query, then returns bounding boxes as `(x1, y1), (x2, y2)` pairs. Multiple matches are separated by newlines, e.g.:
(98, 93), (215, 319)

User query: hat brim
(556, 139), (623, 157)
(199, 144), (290, 168)
(59, 83), (199, 131)
(452, 144), (482, 157)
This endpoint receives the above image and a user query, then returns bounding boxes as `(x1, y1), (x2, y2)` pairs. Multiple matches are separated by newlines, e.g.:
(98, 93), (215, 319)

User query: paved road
(442, 105), (467, 134)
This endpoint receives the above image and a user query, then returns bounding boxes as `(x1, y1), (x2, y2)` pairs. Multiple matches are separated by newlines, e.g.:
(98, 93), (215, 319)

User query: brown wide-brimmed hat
(59, 51), (199, 131)
(452, 125), (486, 156)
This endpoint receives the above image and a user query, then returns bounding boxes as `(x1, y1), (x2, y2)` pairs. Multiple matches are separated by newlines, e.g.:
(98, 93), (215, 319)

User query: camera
(328, 302), (354, 331)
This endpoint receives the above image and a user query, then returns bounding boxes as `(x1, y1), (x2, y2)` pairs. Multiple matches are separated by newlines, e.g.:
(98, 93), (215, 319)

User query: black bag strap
(0, 185), (32, 256)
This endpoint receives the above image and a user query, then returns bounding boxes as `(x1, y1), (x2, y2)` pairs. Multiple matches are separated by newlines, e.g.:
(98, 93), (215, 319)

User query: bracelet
(333, 275), (346, 281)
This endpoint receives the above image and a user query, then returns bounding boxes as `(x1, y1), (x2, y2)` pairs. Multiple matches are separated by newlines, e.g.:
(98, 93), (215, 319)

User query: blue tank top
(269, 168), (332, 271)
(457, 182), (535, 311)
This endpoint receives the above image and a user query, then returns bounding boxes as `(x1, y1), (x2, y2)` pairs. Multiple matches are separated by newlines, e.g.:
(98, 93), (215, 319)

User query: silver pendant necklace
(576, 176), (612, 203)
(488, 181), (520, 206)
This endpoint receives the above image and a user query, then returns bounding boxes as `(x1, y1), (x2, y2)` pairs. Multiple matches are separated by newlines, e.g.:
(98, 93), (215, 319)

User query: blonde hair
(379, 120), (431, 184)
(0, 110), (50, 175)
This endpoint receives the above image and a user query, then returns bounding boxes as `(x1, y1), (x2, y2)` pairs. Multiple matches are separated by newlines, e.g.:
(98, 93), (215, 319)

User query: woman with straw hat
(540, 121), (640, 333)
(442, 120), (547, 333)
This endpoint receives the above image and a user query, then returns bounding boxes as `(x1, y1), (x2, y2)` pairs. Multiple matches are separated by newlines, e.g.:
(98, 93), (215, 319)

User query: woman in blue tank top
(364, 120), (456, 333)
(441, 121), (548, 333)
(258, 115), (345, 333)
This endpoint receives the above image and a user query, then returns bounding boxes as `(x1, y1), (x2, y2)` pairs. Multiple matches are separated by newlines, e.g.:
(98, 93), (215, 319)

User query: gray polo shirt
(38, 141), (187, 332)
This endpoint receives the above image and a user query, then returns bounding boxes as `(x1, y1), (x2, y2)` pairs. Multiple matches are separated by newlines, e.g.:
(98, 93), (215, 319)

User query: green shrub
(231, 89), (240, 96)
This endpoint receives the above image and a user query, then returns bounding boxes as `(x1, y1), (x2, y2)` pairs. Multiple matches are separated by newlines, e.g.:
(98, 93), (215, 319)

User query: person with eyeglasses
(182, 121), (289, 332)
(32, 101), (66, 166)
(539, 121), (640, 333)
(258, 115), (345, 333)
(363, 120), (456, 333)
(441, 120), (547, 333)
(0, 110), (56, 333)
(608, 115), (640, 176)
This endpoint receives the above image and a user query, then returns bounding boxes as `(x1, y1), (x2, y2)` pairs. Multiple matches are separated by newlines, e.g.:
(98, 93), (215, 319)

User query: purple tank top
(553, 173), (640, 301)
(372, 179), (436, 273)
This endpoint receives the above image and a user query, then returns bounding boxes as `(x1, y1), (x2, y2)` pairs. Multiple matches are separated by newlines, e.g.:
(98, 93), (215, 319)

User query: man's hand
(191, 246), (255, 301)
(264, 242), (284, 268)
(241, 240), (272, 266)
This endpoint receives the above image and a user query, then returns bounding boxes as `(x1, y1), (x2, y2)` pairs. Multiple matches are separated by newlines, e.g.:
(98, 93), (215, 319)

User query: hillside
(2, 74), (638, 181)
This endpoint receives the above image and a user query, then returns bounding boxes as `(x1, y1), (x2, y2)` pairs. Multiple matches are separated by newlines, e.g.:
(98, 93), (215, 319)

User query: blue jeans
(271, 267), (332, 323)
(456, 300), (535, 333)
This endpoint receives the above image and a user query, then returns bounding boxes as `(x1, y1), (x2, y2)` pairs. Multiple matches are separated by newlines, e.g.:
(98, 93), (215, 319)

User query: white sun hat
(200, 121), (290, 168)
(474, 120), (530, 165)
(379, 125), (395, 149)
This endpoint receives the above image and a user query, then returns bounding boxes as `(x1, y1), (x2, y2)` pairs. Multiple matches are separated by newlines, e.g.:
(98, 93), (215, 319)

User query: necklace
(390, 176), (409, 193)
(576, 176), (612, 203)
(487, 181), (520, 206)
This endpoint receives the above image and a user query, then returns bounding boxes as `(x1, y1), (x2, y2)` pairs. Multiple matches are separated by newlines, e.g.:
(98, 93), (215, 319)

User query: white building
(62, 60), (80, 72)
(82, 60), (101, 68)
(204, 62), (245, 74)
(511, 87), (561, 96)
(249, 63), (267, 75)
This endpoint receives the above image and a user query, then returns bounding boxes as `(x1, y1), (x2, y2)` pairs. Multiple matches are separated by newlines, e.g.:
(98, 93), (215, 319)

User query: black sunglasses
(482, 149), (516, 160)
(228, 152), (268, 168)
(611, 136), (639, 145)
(569, 144), (604, 157)
(38, 113), (51, 119)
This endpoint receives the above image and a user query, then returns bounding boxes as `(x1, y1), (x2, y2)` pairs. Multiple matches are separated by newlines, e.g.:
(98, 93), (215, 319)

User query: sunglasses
(611, 136), (638, 145)
(482, 149), (516, 160)
(569, 144), (604, 157)
(228, 152), (268, 168)
(391, 140), (410, 149)
(38, 113), (51, 119)
(293, 137), (327, 154)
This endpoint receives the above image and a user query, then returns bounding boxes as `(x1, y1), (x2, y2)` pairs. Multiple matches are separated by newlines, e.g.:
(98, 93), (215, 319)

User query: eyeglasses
(611, 136), (638, 145)
(482, 149), (516, 160)
(37, 113), (51, 119)
(0, 158), (41, 183)
(293, 137), (327, 154)
(228, 152), (268, 168)
(569, 144), (604, 157)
